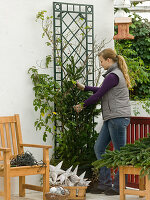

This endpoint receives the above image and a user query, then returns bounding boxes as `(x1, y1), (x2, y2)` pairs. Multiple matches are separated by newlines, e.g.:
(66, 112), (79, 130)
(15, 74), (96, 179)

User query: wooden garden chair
(0, 114), (52, 200)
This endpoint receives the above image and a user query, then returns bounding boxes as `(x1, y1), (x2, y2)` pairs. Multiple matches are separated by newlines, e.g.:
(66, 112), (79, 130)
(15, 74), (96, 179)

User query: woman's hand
(76, 82), (85, 91)
(73, 104), (83, 113)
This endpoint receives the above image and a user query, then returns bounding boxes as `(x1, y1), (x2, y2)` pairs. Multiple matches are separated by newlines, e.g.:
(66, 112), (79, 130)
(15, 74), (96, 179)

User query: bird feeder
(113, 0), (134, 40)
(113, 17), (134, 40)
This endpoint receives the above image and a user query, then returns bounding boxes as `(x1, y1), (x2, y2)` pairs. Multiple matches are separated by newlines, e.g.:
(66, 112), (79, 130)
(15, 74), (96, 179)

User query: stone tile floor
(6, 192), (145, 200)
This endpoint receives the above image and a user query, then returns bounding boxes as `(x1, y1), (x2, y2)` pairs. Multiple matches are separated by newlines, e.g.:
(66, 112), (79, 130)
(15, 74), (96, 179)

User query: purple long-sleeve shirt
(84, 73), (119, 107)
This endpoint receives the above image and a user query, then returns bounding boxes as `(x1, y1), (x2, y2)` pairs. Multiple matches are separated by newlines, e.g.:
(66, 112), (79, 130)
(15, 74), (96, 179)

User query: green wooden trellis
(53, 2), (94, 151)
(53, 2), (94, 86)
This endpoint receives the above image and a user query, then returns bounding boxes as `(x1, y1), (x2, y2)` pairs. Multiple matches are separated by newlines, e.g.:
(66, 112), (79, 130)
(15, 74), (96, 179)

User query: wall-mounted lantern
(113, 0), (134, 40)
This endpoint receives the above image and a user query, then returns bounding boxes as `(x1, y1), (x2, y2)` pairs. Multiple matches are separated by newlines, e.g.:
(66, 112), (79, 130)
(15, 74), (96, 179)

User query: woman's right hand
(76, 82), (85, 91)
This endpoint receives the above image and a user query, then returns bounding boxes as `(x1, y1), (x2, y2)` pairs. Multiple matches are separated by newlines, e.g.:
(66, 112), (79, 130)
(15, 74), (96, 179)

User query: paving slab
(5, 192), (145, 200)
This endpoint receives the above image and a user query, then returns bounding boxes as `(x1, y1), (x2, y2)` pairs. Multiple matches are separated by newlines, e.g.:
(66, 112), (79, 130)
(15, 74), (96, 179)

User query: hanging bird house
(113, 17), (134, 40)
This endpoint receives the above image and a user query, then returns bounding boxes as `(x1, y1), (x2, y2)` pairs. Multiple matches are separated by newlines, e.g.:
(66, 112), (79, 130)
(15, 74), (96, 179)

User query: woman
(73, 48), (131, 195)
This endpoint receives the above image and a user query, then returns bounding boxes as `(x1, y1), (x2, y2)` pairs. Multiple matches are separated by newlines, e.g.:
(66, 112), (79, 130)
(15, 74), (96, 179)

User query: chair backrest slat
(10, 122), (18, 155)
(0, 124), (6, 148)
(5, 123), (12, 156)
(0, 124), (6, 160)
(0, 150), (2, 160)
(15, 114), (23, 154)
(0, 114), (23, 161)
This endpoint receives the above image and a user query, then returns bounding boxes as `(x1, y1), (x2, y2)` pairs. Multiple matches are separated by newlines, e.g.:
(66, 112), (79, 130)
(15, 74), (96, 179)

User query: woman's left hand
(73, 104), (83, 113)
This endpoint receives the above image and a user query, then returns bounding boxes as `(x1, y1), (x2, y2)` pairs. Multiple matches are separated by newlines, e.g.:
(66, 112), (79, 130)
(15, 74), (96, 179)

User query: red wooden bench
(126, 116), (150, 188)
(110, 116), (150, 188)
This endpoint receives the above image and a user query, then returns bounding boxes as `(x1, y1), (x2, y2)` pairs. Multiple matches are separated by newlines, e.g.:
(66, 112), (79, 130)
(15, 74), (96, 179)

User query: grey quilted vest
(101, 62), (131, 121)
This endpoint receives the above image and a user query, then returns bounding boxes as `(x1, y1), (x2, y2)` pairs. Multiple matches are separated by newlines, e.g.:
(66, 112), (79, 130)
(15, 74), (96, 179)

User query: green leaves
(28, 67), (58, 136)
(45, 55), (52, 68)
(115, 13), (150, 109)
(31, 9), (103, 168)
(29, 57), (101, 168)
(92, 136), (150, 179)
(65, 56), (83, 81)
(115, 38), (150, 115)
(43, 132), (47, 142)
(36, 10), (47, 21)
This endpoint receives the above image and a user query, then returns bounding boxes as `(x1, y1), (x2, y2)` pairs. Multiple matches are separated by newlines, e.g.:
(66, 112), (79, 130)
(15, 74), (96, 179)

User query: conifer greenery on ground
(92, 135), (150, 179)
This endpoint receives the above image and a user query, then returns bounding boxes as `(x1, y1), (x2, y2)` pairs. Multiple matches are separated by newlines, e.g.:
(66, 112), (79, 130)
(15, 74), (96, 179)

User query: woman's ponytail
(117, 55), (131, 88)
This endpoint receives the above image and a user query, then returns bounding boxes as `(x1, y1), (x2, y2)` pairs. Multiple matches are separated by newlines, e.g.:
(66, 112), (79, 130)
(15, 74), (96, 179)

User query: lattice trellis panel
(53, 2), (94, 152)
(53, 2), (94, 86)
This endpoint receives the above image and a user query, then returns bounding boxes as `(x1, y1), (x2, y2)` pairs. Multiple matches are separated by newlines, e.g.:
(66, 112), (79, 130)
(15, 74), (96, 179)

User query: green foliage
(28, 67), (59, 142)
(115, 13), (150, 65)
(129, 13), (150, 65)
(115, 13), (150, 104)
(115, 14), (150, 115)
(29, 10), (104, 168)
(29, 57), (101, 167)
(115, 41), (150, 100)
(92, 135), (150, 179)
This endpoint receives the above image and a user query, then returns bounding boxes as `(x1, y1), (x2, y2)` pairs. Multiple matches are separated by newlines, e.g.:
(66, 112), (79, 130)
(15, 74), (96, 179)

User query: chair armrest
(19, 144), (52, 149)
(0, 147), (11, 152)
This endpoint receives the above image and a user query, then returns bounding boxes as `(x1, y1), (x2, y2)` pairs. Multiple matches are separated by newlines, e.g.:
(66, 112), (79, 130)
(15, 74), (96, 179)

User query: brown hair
(98, 48), (131, 88)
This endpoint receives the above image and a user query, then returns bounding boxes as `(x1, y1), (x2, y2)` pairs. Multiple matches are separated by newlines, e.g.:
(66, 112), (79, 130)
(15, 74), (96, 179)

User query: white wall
(133, 1), (150, 22)
(0, 0), (114, 195)
(130, 101), (150, 117)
